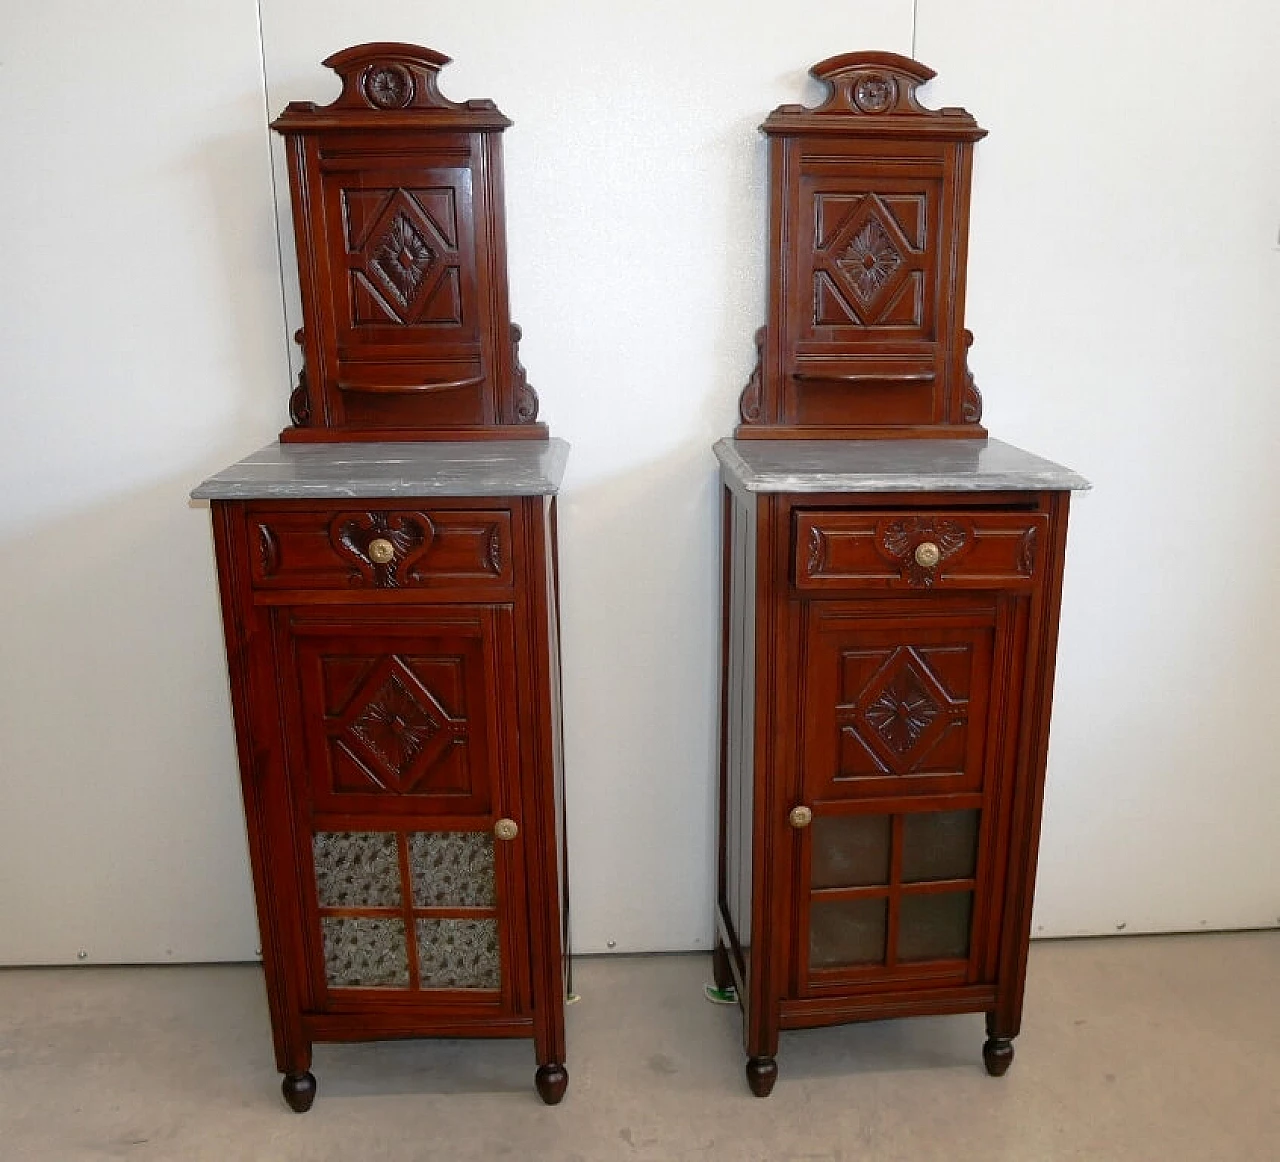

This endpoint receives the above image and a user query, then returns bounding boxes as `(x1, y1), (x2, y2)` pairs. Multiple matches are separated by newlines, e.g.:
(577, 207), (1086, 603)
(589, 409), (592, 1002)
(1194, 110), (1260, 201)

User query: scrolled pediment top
(271, 42), (510, 124)
(763, 51), (983, 138)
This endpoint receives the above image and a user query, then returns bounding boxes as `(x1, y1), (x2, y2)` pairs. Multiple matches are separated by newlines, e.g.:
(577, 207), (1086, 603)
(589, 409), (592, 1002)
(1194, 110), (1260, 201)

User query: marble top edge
(192, 438), (570, 500)
(714, 438), (1090, 493)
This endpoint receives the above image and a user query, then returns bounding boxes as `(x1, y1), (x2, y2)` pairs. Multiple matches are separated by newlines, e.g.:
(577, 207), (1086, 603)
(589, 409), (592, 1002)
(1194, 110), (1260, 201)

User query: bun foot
(983, 1036), (1014, 1077)
(281, 1070), (317, 1112)
(746, 1055), (778, 1097)
(535, 1063), (568, 1105)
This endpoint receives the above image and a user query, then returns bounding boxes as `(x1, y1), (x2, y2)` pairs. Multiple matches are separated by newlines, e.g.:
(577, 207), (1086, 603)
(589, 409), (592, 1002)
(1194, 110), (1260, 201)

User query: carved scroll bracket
(961, 329), (983, 424)
(738, 326), (767, 424)
(288, 328), (311, 428)
(511, 324), (539, 423)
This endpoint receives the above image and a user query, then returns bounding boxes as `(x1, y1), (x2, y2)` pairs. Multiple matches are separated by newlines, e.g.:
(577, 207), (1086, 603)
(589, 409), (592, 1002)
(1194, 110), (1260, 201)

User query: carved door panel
(314, 144), (488, 426)
(781, 143), (955, 428)
(792, 596), (1022, 997)
(275, 605), (529, 1014)
(802, 600), (997, 801)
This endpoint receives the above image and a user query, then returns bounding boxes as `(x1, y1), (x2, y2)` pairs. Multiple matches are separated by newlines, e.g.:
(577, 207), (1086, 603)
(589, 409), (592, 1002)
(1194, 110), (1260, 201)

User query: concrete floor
(0, 932), (1275, 1161)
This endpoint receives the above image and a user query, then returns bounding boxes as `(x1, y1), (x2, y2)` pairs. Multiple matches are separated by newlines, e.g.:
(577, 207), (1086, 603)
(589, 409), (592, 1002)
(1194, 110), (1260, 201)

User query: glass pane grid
(321, 916), (409, 988)
(313, 831), (401, 908)
(901, 809), (979, 883)
(313, 828), (502, 993)
(409, 831), (495, 907)
(416, 918), (500, 989)
(898, 892), (973, 962)
(809, 807), (980, 975)
(810, 897), (887, 969)
(811, 814), (891, 889)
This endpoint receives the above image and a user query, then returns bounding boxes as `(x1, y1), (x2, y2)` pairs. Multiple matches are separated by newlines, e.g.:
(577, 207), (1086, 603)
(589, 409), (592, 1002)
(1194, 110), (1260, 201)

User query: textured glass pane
(416, 918), (500, 989)
(313, 832), (401, 907)
(898, 892), (973, 961)
(321, 917), (409, 987)
(409, 832), (495, 907)
(901, 810), (980, 883)
(811, 814), (891, 888)
(809, 898), (887, 969)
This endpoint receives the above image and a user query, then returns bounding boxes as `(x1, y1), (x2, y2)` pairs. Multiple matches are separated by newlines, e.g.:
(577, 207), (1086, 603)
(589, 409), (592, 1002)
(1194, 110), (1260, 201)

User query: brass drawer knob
(914, 541), (941, 568)
(494, 818), (519, 842)
(367, 537), (395, 564)
(788, 805), (813, 830)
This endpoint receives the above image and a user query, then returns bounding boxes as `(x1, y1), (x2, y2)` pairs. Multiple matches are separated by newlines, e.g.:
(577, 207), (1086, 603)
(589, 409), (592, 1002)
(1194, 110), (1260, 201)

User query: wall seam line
(253, 0), (295, 398)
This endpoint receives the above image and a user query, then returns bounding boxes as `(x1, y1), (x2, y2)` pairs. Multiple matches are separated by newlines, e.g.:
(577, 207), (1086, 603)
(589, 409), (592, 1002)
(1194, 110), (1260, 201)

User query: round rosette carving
(363, 63), (414, 109)
(853, 72), (897, 113)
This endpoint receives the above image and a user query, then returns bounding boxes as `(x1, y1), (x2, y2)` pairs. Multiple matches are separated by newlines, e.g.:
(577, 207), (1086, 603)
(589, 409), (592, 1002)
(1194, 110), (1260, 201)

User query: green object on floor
(703, 982), (737, 1004)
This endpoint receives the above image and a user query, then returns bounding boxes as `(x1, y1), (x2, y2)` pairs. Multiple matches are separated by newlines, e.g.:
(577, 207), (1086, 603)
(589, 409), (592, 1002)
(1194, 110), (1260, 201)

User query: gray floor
(0, 932), (1276, 1161)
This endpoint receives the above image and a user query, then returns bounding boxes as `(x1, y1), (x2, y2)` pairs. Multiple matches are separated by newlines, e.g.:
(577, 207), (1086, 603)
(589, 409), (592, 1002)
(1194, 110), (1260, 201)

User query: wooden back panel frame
(737, 52), (988, 439)
(272, 44), (545, 442)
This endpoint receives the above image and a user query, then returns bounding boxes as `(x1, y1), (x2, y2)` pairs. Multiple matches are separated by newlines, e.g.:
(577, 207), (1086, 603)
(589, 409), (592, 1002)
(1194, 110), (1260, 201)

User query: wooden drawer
(795, 509), (1048, 591)
(247, 505), (514, 591)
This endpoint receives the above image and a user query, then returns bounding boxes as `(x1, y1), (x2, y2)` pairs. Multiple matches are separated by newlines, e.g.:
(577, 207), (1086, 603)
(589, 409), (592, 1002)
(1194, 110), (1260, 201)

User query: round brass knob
(494, 818), (519, 842)
(914, 541), (942, 568)
(788, 805), (813, 830)
(367, 537), (395, 565)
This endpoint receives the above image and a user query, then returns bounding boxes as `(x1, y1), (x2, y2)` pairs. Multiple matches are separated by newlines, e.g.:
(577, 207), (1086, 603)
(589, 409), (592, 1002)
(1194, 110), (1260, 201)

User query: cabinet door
(274, 605), (529, 1015)
(794, 596), (1023, 996)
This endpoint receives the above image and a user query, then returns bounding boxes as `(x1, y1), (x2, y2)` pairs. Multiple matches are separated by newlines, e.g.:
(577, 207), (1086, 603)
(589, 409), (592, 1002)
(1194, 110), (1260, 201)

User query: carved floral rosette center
(853, 72), (897, 113)
(363, 63), (414, 109)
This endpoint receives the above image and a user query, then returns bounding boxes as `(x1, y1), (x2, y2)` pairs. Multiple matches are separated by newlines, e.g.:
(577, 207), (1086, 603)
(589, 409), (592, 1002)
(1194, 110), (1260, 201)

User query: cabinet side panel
(210, 502), (311, 1075)
(992, 491), (1072, 1038)
(719, 485), (757, 988)
(515, 495), (567, 1067)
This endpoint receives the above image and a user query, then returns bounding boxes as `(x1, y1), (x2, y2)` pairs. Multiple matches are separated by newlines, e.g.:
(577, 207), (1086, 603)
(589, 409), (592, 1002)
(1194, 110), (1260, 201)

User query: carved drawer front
(248, 505), (513, 590)
(795, 509), (1047, 591)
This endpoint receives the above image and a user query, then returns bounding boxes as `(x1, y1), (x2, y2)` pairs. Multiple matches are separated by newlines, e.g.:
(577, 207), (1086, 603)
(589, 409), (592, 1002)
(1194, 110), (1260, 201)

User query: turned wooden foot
(281, 1070), (317, 1112)
(745, 1055), (778, 1097)
(982, 1036), (1015, 1077)
(711, 941), (734, 993)
(535, 1063), (568, 1105)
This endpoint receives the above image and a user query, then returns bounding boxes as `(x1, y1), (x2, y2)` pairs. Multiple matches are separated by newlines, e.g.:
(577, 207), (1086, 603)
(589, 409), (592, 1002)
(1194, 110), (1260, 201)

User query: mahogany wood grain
(717, 485), (1072, 1094)
(715, 55), (1080, 1095)
(204, 45), (566, 1109)
(736, 54), (987, 439)
(213, 495), (568, 1106)
(271, 45), (542, 442)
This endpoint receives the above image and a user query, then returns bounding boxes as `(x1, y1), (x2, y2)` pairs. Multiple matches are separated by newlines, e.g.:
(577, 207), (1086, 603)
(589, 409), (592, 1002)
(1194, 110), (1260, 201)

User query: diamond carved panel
(339, 657), (468, 792)
(370, 213), (435, 307)
(837, 646), (966, 775)
(811, 192), (926, 328)
(345, 187), (461, 326)
(862, 663), (940, 754)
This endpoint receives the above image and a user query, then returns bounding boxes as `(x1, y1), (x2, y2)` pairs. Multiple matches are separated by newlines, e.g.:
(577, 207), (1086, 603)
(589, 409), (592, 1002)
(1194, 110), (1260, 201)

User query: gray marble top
(192, 439), (570, 500)
(715, 438), (1089, 494)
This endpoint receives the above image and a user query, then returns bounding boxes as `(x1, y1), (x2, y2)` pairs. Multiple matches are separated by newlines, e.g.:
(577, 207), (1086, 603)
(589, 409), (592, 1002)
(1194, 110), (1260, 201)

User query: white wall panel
(916, 0), (1280, 935)
(0, 3), (290, 961)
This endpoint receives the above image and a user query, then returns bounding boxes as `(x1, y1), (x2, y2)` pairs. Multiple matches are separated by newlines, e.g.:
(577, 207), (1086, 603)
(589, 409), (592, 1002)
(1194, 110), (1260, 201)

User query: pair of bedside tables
(193, 44), (1086, 1109)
